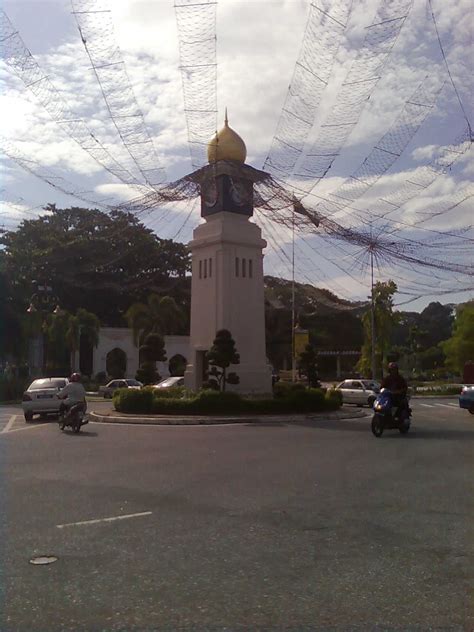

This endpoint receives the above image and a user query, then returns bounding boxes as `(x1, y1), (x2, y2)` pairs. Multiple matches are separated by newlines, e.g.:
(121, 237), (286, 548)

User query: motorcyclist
(380, 362), (409, 418)
(58, 373), (87, 417)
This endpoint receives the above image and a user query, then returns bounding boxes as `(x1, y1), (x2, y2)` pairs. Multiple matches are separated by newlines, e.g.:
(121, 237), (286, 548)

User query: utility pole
(291, 209), (296, 382)
(370, 250), (376, 381)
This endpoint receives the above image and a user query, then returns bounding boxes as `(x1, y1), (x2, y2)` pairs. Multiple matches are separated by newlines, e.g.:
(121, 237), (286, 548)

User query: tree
(126, 294), (184, 345)
(65, 308), (100, 373)
(206, 329), (240, 391)
(441, 303), (474, 375)
(298, 344), (320, 387)
(44, 308), (100, 375)
(136, 333), (167, 385)
(0, 206), (190, 335)
(419, 302), (454, 349)
(358, 280), (398, 378)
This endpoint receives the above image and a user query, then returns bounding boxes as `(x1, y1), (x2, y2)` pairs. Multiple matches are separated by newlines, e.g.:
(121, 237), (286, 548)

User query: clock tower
(184, 112), (272, 394)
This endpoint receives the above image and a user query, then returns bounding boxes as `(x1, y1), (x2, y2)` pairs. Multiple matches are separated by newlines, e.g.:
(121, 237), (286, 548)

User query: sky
(0, 0), (473, 312)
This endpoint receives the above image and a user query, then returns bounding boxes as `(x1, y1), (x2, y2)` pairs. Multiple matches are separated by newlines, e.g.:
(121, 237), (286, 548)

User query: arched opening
(106, 348), (127, 378)
(168, 353), (187, 377)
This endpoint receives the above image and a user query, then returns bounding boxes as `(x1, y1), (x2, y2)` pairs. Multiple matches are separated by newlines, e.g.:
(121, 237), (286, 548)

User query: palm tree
(65, 309), (100, 372)
(125, 295), (184, 346)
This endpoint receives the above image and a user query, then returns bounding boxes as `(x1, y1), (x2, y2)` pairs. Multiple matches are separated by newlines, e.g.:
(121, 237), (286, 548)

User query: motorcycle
(371, 388), (411, 437)
(58, 402), (88, 433)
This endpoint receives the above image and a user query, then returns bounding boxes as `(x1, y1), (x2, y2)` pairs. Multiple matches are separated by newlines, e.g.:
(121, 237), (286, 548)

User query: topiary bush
(113, 384), (342, 415)
(114, 387), (154, 413)
(152, 386), (189, 399)
(324, 388), (343, 410)
(273, 381), (306, 399)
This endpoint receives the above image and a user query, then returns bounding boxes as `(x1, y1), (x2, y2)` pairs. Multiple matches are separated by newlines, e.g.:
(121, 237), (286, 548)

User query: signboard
(294, 329), (309, 356)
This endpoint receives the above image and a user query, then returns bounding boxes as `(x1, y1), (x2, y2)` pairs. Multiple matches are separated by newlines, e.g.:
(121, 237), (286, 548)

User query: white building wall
(92, 328), (190, 379)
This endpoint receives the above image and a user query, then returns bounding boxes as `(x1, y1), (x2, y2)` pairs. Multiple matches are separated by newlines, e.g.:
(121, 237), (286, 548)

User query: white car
(99, 379), (143, 399)
(152, 376), (185, 389)
(22, 377), (69, 421)
(336, 379), (381, 407)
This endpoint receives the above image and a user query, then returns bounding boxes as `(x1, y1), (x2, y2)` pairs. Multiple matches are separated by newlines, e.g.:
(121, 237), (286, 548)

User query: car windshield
(157, 378), (178, 387)
(126, 380), (142, 386)
(361, 380), (378, 389)
(29, 378), (67, 390)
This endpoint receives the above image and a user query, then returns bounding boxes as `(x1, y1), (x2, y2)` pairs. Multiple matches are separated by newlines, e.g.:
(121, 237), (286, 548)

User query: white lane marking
(1, 415), (17, 433)
(437, 403), (458, 409)
(419, 403), (435, 408)
(56, 511), (152, 529)
(447, 403), (458, 407)
(1, 422), (50, 434)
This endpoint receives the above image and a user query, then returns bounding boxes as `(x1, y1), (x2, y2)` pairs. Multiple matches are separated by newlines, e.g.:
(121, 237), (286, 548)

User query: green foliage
(0, 206), (190, 352)
(126, 294), (185, 345)
(358, 280), (398, 378)
(114, 387), (154, 413)
(325, 388), (343, 410)
(206, 329), (240, 391)
(0, 374), (30, 402)
(298, 344), (320, 387)
(136, 332), (166, 384)
(264, 275), (364, 372)
(95, 371), (107, 385)
(168, 354), (187, 377)
(114, 384), (341, 415)
(106, 348), (127, 379)
(273, 381), (306, 399)
(135, 361), (160, 385)
(441, 303), (474, 374)
(152, 386), (188, 399)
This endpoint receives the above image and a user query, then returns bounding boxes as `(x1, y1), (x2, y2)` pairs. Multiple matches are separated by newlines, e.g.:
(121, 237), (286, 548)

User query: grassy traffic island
(113, 382), (343, 416)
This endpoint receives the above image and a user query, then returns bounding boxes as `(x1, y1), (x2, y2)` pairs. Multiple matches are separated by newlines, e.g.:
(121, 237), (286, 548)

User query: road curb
(89, 408), (368, 426)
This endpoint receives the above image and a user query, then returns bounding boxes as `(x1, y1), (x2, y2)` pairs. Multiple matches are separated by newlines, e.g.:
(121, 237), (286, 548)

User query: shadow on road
(261, 418), (474, 441)
(382, 428), (474, 441)
(59, 430), (98, 437)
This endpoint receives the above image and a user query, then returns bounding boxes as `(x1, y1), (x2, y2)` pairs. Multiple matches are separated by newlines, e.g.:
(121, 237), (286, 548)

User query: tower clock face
(229, 179), (246, 206)
(202, 181), (218, 208)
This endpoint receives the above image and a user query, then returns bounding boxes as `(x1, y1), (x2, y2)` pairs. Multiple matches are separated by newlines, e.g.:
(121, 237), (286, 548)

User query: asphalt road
(1, 399), (473, 631)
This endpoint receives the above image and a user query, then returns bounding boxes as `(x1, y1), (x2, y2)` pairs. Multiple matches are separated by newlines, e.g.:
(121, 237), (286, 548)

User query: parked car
(22, 377), (69, 421)
(99, 379), (143, 399)
(459, 385), (474, 414)
(336, 379), (381, 407)
(152, 376), (185, 389)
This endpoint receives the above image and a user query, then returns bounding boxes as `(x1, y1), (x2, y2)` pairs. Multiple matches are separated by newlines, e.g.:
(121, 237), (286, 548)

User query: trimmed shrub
(324, 388), (343, 410)
(193, 390), (244, 414)
(114, 387), (154, 413)
(152, 386), (189, 399)
(273, 381), (306, 399)
(0, 375), (30, 402)
(113, 384), (342, 415)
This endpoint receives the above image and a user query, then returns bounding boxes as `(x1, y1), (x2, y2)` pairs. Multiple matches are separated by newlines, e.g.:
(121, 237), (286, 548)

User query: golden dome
(207, 110), (247, 164)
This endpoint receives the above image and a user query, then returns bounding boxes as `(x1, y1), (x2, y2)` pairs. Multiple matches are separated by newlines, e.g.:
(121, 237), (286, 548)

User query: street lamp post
(26, 281), (60, 375)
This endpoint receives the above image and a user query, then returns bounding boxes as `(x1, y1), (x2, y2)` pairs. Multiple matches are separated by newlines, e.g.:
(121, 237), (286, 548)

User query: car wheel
(24, 411), (33, 422)
(469, 406), (474, 415)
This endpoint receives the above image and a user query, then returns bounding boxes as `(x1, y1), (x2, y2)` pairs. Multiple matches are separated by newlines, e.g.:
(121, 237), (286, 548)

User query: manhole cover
(29, 556), (58, 565)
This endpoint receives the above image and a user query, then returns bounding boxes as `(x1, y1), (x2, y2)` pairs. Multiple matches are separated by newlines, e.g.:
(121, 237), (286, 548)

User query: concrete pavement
(1, 398), (473, 630)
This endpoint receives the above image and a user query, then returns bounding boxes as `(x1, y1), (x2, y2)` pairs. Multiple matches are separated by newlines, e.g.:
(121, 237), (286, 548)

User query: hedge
(114, 386), (342, 415)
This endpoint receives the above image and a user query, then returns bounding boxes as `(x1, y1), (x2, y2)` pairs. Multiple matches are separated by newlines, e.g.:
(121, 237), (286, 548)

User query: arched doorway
(106, 348), (127, 378)
(168, 353), (187, 377)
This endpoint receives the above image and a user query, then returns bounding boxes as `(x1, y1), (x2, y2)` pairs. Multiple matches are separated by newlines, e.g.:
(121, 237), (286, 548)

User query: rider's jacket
(59, 382), (86, 405)
(381, 373), (407, 393)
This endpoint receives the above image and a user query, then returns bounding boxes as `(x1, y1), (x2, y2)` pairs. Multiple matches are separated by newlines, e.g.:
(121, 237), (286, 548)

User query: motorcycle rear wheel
(371, 416), (384, 437)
